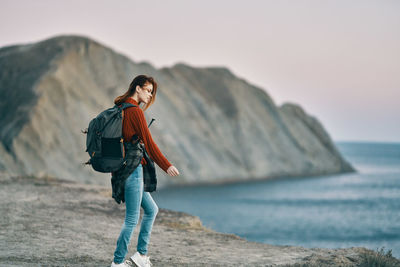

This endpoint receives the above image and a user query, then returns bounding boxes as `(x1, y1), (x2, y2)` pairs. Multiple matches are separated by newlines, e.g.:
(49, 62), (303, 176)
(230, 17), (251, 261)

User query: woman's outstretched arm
(127, 106), (179, 176)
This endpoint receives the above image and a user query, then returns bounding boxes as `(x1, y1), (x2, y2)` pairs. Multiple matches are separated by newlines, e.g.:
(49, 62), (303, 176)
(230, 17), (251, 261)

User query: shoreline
(161, 168), (356, 191)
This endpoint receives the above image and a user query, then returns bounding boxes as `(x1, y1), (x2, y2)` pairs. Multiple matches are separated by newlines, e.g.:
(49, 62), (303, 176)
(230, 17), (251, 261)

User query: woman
(111, 75), (180, 267)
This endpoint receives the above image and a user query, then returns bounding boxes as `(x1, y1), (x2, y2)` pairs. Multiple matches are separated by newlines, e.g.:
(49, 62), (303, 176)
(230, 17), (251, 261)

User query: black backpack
(83, 102), (136, 173)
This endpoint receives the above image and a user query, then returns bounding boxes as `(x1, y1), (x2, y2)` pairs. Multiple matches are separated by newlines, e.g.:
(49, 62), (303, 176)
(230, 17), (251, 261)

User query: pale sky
(1, 0), (399, 142)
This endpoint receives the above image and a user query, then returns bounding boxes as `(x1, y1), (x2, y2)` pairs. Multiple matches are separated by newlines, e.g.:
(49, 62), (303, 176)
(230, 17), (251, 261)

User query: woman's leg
(136, 191), (159, 255)
(113, 164), (143, 264)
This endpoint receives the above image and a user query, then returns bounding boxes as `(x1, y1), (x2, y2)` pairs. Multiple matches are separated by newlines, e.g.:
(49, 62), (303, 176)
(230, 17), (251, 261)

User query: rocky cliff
(0, 35), (354, 188)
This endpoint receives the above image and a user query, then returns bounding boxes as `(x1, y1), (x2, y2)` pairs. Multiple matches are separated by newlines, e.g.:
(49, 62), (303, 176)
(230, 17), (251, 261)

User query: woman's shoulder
(124, 103), (143, 114)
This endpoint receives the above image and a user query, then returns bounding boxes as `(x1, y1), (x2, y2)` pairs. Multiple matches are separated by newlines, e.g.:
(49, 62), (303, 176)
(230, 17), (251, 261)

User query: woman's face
(136, 83), (153, 104)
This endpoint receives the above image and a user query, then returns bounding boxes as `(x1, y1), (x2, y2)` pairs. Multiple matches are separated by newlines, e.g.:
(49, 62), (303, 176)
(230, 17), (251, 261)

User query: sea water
(153, 141), (400, 258)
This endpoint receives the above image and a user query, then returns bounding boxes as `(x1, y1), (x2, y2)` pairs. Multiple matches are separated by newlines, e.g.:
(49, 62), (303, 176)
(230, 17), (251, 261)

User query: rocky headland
(0, 35), (354, 189)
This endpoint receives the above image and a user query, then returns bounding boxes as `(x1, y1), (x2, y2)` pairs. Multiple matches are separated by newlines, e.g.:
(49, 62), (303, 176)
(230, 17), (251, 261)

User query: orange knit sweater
(122, 97), (172, 173)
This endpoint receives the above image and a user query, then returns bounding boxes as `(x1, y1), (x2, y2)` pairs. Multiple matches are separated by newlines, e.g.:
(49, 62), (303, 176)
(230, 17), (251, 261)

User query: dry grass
(358, 247), (400, 267)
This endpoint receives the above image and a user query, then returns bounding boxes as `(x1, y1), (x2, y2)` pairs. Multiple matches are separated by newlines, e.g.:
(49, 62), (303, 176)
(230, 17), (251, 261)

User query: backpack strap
(120, 103), (140, 137)
(123, 102), (135, 109)
(117, 102), (139, 144)
(117, 102), (135, 110)
(117, 102), (135, 136)
(119, 103), (134, 121)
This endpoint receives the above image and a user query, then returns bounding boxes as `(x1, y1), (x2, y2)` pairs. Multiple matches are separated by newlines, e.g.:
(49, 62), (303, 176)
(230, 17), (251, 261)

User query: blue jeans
(113, 164), (159, 264)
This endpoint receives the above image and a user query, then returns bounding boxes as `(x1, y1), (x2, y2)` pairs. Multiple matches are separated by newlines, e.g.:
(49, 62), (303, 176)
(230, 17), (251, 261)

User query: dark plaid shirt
(111, 140), (157, 204)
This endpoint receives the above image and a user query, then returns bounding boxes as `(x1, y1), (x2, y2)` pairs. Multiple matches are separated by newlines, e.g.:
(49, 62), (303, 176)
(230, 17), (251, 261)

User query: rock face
(2, 175), (395, 267)
(0, 35), (354, 188)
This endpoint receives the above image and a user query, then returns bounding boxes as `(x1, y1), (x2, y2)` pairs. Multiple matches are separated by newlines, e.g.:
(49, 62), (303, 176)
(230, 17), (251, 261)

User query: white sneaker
(111, 259), (132, 267)
(130, 251), (153, 267)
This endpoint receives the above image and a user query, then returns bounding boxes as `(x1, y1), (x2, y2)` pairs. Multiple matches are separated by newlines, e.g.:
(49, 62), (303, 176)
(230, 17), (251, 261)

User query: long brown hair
(114, 75), (158, 111)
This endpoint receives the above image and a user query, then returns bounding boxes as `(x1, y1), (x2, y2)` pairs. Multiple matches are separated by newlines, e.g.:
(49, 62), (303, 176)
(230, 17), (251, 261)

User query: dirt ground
(0, 175), (396, 267)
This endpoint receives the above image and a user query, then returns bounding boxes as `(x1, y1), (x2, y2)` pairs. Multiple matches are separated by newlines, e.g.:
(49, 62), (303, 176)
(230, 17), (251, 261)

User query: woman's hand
(167, 165), (180, 176)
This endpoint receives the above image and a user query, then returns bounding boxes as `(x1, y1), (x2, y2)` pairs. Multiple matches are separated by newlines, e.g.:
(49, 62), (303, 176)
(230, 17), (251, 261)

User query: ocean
(153, 141), (400, 258)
